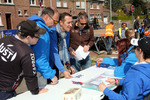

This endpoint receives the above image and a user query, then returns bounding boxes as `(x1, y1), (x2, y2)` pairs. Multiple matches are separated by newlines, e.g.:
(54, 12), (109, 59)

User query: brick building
(0, 0), (104, 30)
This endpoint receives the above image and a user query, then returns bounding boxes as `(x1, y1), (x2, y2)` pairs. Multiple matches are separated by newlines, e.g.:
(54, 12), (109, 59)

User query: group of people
(0, 7), (94, 100)
(1, 6), (150, 100)
(97, 15), (150, 99)
(134, 15), (150, 39)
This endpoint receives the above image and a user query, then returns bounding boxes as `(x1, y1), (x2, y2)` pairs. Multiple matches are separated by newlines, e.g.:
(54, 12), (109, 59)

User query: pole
(88, 1), (89, 19)
(40, 0), (42, 15)
(85, 0), (86, 12)
(132, 12), (133, 26)
(50, 0), (52, 7)
(73, 0), (74, 16)
(110, 0), (112, 22)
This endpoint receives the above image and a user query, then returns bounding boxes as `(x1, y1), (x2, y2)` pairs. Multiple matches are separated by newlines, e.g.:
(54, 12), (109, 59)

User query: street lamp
(110, 0), (112, 22)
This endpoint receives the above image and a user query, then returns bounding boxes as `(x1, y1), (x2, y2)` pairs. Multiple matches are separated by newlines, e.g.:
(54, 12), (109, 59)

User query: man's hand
(70, 50), (76, 57)
(68, 66), (75, 74)
(50, 76), (58, 85)
(83, 45), (90, 52)
(38, 88), (48, 94)
(106, 78), (116, 85)
(96, 58), (103, 63)
(98, 83), (106, 92)
(63, 71), (72, 79)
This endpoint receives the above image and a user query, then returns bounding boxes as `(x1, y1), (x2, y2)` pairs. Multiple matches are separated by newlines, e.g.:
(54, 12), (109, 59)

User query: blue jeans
(106, 36), (113, 53)
(0, 90), (16, 100)
(70, 55), (91, 73)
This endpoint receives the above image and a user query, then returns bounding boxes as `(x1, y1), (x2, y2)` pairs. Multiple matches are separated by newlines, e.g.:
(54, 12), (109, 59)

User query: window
(18, 9), (22, 16)
(76, 2), (80, 8)
(56, 0), (61, 7)
(30, 0), (36, 5)
(24, 10), (27, 15)
(39, 0), (44, 6)
(81, 1), (85, 9)
(63, 1), (67, 7)
(4, 0), (13, 3)
(97, 2), (99, 9)
(90, 2), (93, 9)
(0, 13), (2, 25)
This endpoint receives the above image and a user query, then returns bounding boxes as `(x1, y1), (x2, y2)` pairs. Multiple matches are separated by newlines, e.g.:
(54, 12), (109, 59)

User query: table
(9, 66), (116, 100)
(94, 34), (107, 54)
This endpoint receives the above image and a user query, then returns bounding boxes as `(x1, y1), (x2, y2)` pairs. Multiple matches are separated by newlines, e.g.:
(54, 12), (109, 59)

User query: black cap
(17, 20), (46, 37)
(131, 37), (150, 54)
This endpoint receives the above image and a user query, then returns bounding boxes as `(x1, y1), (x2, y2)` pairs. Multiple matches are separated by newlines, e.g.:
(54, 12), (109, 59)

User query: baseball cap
(131, 37), (150, 54)
(17, 20), (46, 37)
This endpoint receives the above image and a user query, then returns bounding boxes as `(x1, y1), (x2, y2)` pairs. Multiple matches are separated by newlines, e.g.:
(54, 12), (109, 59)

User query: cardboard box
(63, 88), (81, 100)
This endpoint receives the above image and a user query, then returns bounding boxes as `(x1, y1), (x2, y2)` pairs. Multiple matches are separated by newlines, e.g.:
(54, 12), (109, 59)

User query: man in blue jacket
(28, 7), (59, 87)
(50, 12), (75, 78)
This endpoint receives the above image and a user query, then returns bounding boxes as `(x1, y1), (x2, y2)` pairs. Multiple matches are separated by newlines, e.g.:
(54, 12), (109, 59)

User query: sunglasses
(49, 15), (58, 24)
(80, 22), (88, 25)
(33, 35), (40, 39)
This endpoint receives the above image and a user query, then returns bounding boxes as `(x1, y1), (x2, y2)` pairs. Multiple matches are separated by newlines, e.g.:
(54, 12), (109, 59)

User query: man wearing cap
(99, 37), (150, 99)
(0, 20), (47, 100)
(28, 7), (61, 86)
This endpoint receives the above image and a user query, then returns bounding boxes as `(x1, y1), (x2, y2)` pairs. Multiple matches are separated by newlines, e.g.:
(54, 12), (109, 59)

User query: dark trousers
(0, 90), (16, 100)
(102, 86), (122, 100)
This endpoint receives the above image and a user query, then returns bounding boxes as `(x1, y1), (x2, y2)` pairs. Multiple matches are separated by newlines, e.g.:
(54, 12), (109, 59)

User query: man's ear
(44, 14), (49, 21)
(59, 20), (63, 25)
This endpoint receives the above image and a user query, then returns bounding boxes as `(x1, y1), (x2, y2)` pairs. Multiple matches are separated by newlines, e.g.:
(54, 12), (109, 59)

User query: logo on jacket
(0, 43), (17, 62)
(30, 53), (36, 75)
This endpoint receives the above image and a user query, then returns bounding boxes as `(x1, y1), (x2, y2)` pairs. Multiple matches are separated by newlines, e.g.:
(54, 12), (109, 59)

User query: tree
(129, 0), (147, 16)
(104, 0), (124, 12)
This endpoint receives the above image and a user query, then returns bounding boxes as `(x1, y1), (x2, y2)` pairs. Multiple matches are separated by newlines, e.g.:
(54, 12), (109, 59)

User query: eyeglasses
(49, 15), (58, 24)
(80, 22), (88, 25)
(33, 35), (40, 39)
(134, 46), (139, 49)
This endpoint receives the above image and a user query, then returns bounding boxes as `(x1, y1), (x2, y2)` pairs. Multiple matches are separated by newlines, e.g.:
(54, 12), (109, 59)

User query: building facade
(0, 0), (104, 30)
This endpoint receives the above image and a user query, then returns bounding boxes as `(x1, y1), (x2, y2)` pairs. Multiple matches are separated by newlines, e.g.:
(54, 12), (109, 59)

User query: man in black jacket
(0, 20), (47, 100)
(134, 16), (140, 38)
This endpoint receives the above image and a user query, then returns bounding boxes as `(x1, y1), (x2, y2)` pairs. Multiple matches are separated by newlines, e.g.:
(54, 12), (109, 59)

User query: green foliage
(104, 0), (123, 12)
(129, 0), (147, 15)
(116, 9), (125, 16)
(112, 15), (149, 20)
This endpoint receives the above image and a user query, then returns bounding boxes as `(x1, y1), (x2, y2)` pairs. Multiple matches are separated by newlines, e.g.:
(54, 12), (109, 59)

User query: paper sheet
(75, 45), (90, 61)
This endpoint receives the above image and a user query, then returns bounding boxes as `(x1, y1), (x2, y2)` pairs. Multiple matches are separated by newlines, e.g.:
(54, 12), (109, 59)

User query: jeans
(0, 90), (16, 100)
(70, 55), (91, 73)
(106, 36), (113, 53)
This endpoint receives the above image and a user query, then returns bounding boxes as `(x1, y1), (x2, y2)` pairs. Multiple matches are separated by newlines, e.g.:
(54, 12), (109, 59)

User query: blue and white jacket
(103, 46), (138, 78)
(28, 15), (56, 79)
(104, 62), (150, 100)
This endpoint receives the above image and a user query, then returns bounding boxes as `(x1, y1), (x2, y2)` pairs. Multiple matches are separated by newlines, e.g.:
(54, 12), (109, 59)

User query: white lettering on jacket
(30, 53), (36, 75)
(0, 43), (17, 62)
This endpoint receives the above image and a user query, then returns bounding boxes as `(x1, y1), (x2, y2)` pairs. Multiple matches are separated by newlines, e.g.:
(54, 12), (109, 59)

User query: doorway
(5, 13), (11, 29)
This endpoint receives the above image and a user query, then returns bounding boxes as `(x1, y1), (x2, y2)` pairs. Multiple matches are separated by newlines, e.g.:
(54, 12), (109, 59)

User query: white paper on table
(90, 77), (110, 86)
(75, 45), (90, 61)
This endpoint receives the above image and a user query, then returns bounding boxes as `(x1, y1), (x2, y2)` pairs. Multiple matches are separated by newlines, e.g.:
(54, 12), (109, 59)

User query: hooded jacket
(103, 46), (138, 78)
(104, 62), (150, 100)
(28, 15), (56, 79)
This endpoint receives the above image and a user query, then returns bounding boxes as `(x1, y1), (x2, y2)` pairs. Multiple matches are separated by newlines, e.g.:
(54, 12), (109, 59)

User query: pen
(72, 81), (83, 85)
